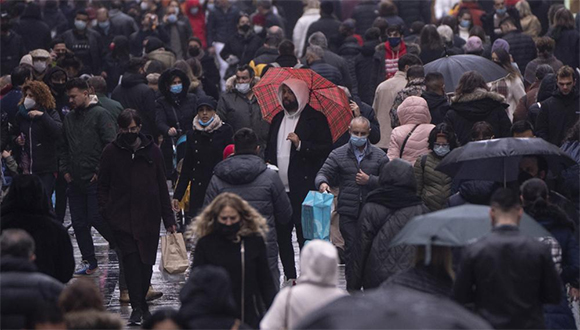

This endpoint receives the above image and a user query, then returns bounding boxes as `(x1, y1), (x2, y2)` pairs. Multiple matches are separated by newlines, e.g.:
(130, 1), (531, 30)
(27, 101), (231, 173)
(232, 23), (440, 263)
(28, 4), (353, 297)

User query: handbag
(399, 124), (420, 159)
(301, 191), (334, 242)
(159, 233), (189, 274)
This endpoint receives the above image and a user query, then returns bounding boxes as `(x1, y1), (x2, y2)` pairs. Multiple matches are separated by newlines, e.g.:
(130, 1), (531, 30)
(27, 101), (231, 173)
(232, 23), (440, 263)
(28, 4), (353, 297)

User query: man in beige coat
(372, 54), (422, 151)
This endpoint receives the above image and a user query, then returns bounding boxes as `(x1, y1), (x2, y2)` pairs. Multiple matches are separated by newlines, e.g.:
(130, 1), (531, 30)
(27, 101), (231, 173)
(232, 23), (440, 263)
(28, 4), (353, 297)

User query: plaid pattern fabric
(489, 78), (508, 99)
(538, 236), (562, 274)
(254, 67), (353, 142)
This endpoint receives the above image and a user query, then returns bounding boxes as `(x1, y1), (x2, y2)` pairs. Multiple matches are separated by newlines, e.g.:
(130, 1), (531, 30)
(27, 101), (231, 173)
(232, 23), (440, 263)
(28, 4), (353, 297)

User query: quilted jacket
(414, 152), (452, 212)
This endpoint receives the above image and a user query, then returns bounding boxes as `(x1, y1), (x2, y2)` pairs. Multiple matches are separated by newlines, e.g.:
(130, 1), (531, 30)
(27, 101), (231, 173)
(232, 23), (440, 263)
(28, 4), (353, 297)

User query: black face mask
(52, 82), (66, 95)
(214, 221), (241, 239)
(188, 46), (200, 57)
(239, 24), (251, 33)
(121, 132), (139, 145)
(518, 171), (534, 185)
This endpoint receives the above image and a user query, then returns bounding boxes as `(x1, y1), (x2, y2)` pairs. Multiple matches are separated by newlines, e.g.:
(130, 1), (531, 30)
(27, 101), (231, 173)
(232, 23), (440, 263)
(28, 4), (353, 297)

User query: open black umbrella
(435, 138), (576, 184)
(424, 54), (507, 93)
(390, 205), (552, 248)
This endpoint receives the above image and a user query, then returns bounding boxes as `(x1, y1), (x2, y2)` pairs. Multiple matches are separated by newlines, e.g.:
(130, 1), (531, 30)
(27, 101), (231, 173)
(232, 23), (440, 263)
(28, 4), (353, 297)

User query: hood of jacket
(43, 66), (68, 89)
(398, 96), (432, 125)
(213, 154), (267, 185)
(179, 265), (238, 318)
(298, 240), (339, 286)
(451, 88), (507, 120)
(537, 73), (558, 102)
(120, 72), (148, 88)
(159, 68), (191, 100)
(361, 40), (380, 56)
(278, 78), (310, 118)
(379, 158), (417, 189)
(1, 175), (54, 218)
(422, 91), (448, 109)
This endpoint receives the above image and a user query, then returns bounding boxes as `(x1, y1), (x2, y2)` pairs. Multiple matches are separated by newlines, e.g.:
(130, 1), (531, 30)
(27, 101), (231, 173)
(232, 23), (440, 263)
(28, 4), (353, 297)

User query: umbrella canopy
(424, 54), (507, 93)
(390, 204), (552, 248)
(435, 138), (577, 183)
(253, 67), (353, 142)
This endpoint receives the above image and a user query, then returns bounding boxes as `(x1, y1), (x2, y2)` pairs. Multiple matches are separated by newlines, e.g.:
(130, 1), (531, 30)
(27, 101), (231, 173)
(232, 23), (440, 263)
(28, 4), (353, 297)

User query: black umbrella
(436, 138), (577, 184)
(424, 54), (507, 93)
(389, 205), (552, 248)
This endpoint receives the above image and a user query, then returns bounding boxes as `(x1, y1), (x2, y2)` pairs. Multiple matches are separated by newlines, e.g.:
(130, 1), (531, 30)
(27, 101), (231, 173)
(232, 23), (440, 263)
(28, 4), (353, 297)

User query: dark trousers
(35, 172), (55, 205)
(276, 192), (306, 279)
(54, 173), (68, 223)
(67, 182), (114, 266)
(123, 252), (152, 313)
(339, 214), (358, 267)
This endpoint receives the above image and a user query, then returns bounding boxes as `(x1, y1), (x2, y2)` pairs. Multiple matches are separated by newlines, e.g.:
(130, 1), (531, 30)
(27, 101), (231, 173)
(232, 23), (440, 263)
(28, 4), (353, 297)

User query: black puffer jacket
(382, 265), (453, 298)
(205, 154), (292, 287)
(355, 39), (380, 105)
(111, 72), (157, 136)
(0, 257), (64, 330)
(352, 1), (378, 35)
(394, 0), (431, 27)
(315, 142), (388, 218)
(549, 27), (580, 69)
(447, 180), (499, 207)
(179, 265), (250, 330)
(501, 30), (536, 75)
(347, 159), (428, 291)
(445, 89), (511, 145)
(536, 89), (580, 147)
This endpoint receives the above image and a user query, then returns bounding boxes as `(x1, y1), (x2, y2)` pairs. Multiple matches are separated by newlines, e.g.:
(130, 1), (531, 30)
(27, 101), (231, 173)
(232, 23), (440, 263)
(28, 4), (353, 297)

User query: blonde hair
(516, 0), (532, 18)
(186, 192), (268, 243)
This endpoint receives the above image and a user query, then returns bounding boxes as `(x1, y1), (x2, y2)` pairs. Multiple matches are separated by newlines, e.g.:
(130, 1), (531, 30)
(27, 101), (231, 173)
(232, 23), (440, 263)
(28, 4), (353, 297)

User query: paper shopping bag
(301, 191), (333, 241)
(159, 233), (189, 274)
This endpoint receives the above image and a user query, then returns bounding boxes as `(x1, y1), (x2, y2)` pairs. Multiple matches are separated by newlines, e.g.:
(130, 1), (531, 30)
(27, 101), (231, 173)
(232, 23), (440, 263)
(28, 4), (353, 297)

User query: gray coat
(315, 142), (388, 218)
(204, 154), (292, 289)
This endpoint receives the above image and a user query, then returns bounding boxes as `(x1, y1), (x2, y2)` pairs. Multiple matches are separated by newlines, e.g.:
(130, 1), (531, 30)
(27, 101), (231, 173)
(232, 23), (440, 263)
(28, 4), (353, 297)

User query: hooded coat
(388, 96), (435, 164)
(111, 72), (157, 136)
(315, 142), (388, 218)
(0, 175), (75, 283)
(347, 159), (428, 291)
(0, 257), (64, 330)
(204, 154), (292, 285)
(536, 88), (580, 147)
(414, 152), (452, 212)
(445, 88), (511, 145)
(97, 134), (176, 265)
(179, 265), (249, 330)
(14, 3), (51, 52)
(42, 67), (70, 121)
(421, 91), (450, 125)
(260, 240), (347, 330)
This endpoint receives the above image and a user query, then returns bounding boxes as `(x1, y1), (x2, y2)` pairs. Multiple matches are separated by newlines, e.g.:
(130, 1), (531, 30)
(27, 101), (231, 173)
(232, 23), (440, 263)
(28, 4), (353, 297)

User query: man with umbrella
(265, 78), (333, 282)
(453, 188), (562, 329)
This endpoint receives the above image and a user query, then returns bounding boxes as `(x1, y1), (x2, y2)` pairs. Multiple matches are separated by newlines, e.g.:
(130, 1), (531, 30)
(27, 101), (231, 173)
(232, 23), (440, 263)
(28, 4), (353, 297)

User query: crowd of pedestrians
(0, 0), (579, 329)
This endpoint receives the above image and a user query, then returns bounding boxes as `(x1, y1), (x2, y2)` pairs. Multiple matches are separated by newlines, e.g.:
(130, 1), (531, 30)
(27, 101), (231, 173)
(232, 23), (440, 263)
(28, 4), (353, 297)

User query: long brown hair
(187, 193), (268, 242)
(454, 71), (489, 97)
(20, 80), (56, 110)
(414, 245), (455, 280)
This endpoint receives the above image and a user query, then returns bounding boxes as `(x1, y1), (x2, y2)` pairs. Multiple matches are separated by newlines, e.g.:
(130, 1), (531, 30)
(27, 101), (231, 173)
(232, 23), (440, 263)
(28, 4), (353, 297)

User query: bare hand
(570, 287), (580, 302)
(355, 169), (369, 185)
(1, 150), (11, 158)
(208, 47), (216, 56)
(168, 127), (177, 137)
(90, 174), (98, 183)
(350, 100), (361, 117)
(172, 199), (181, 212)
(16, 135), (25, 146)
(287, 132), (300, 148)
(28, 110), (43, 118)
(319, 182), (330, 193)
(64, 173), (73, 183)
(166, 224), (177, 233)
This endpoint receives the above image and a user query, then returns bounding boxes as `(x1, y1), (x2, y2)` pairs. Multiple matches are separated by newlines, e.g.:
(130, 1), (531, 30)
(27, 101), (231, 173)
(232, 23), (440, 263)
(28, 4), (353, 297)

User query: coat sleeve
(513, 94), (528, 123)
(59, 119), (70, 175)
(270, 171), (293, 225)
(387, 128), (401, 160)
(39, 109), (63, 139)
(216, 95), (228, 122)
(346, 205), (380, 291)
(452, 248), (476, 304)
(390, 93), (403, 128)
(315, 150), (340, 189)
(560, 232), (579, 288)
(496, 107), (512, 138)
(154, 145), (176, 228)
(366, 106), (381, 145)
(191, 238), (207, 267)
(414, 156), (425, 197)
(54, 224), (75, 284)
(206, 11), (216, 46)
(256, 237), (277, 308)
(297, 113), (333, 160)
(97, 145), (113, 211)
(535, 102), (549, 141)
(98, 110), (117, 146)
(174, 136), (195, 201)
(155, 100), (171, 136)
(203, 175), (219, 208)
(142, 88), (158, 136)
(219, 39), (233, 61)
(540, 243), (563, 304)
(367, 153), (388, 190)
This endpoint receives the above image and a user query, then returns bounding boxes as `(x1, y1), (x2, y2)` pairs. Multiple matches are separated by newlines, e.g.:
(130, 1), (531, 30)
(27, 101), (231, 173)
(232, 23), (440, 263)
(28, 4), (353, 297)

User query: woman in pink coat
(388, 96), (435, 164)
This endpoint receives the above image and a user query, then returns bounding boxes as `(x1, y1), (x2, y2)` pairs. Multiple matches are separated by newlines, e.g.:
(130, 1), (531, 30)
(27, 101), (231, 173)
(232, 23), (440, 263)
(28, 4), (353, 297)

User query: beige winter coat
(372, 71), (408, 149)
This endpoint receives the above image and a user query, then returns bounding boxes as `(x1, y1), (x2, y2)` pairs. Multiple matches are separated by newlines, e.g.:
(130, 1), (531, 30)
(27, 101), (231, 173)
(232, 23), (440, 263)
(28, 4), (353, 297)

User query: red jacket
(184, 0), (207, 47)
(384, 40), (407, 80)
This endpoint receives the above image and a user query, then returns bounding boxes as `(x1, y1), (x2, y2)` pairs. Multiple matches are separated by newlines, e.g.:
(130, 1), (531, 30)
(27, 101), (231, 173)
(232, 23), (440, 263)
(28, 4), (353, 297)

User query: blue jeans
(67, 182), (114, 266)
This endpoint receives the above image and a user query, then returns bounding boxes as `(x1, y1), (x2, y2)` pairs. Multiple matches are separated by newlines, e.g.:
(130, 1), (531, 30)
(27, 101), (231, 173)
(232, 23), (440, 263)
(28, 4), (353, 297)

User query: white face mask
(236, 83), (251, 94)
(23, 97), (36, 110)
(33, 60), (47, 73)
(253, 25), (263, 34)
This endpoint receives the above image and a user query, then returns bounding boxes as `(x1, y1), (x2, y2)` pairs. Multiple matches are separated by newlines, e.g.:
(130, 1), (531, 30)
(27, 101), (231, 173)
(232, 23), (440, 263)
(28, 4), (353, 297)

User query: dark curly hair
(428, 123), (459, 150)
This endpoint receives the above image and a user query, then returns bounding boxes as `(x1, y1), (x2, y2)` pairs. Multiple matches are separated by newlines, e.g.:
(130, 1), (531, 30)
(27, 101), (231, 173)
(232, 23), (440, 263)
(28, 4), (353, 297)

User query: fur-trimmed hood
(225, 75), (260, 93)
(451, 88), (505, 104)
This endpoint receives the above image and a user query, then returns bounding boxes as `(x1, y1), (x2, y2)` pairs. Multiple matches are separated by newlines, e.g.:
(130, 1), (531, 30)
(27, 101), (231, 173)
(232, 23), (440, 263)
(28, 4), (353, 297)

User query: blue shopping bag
(301, 191), (334, 242)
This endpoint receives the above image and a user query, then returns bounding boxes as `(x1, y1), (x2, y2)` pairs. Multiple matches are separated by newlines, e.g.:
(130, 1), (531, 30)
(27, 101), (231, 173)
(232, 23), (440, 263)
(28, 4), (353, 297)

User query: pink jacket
(387, 96), (435, 164)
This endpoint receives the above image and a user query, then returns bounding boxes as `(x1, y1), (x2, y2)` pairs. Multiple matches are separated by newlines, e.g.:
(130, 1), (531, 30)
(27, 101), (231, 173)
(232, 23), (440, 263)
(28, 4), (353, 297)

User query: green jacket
(60, 100), (117, 187)
(97, 94), (123, 120)
(414, 152), (452, 212)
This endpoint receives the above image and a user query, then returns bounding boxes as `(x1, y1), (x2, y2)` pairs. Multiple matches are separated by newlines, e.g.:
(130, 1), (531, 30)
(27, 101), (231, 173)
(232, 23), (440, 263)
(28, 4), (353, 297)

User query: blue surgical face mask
(98, 21), (110, 29)
(459, 20), (471, 28)
(496, 7), (507, 15)
(433, 144), (451, 157)
(168, 14), (178, 23)
(350, 135), (367, 147)
(198, 116), (215, 127)
(388, 37), (401, 48)
(207, 3), (215, 11)
(170, 83), (183, 94)
(74, 19), (87, 30)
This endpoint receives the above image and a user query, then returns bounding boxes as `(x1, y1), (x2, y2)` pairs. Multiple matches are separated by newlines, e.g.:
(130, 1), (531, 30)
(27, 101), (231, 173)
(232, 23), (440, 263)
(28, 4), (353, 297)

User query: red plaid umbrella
(253, 67), (352, 142)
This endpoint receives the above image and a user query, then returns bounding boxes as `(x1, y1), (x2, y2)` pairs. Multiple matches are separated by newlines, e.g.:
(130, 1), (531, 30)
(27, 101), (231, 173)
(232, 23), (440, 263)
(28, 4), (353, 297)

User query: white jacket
(293, 8), (321, 57)
(260, 240), (347, 330)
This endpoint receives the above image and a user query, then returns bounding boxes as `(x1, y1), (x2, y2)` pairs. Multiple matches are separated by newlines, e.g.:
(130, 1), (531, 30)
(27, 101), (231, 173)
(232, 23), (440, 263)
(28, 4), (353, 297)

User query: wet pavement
(65, 217), (346, 324)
